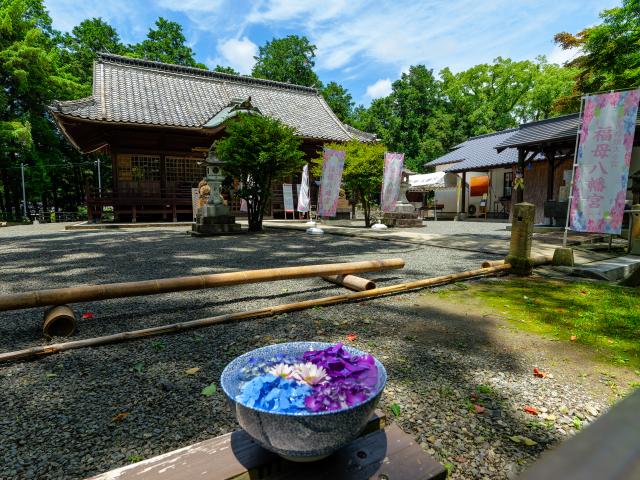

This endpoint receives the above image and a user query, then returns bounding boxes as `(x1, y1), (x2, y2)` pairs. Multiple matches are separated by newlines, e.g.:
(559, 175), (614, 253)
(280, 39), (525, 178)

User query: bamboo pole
(0, 258), (405, 312)
(481, 255), (551, 269)
(0, 264), (510, 363)
(322, 275), (375, 291)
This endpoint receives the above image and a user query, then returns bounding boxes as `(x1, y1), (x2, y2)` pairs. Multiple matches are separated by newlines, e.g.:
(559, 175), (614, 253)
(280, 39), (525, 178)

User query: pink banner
(318, 148), (345, 217)
(381, 152), (404, 213)
(570, 89), (639, 234)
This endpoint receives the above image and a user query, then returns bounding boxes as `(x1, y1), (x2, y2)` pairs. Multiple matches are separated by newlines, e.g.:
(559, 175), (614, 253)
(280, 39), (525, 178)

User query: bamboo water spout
(0, 258), (405, 312)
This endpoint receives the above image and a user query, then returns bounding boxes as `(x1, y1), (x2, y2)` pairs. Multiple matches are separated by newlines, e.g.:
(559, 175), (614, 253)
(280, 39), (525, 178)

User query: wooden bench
(90, 411), (446, 480)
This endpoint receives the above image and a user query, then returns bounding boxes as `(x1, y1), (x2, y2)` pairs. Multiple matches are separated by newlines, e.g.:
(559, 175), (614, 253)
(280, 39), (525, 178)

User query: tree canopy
(215, 114), (304, 231)
(321, 81), (355, 122)
(61, 18), (126, 87)
(252, 35), (322, 88)
(555, 0), (640, 93)
(131, 17), (204, 68)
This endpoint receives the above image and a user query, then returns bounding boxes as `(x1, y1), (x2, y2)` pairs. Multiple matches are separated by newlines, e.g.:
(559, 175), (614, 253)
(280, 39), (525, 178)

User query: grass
(439, 278), (640, 370)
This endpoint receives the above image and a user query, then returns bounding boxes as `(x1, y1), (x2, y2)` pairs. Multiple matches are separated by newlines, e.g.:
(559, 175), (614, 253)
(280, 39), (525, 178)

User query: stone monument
(383, 169), (422, 227)
(191, 147), (242, 236)
(505, 202), (535, 275)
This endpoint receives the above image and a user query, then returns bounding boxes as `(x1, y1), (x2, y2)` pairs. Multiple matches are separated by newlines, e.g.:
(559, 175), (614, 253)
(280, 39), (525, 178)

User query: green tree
(388, 65), (454, 169)
(440, 57), (538, 138)
(555, 0), (640, 94)
(215, 115), (304, 231)
(213, 65), (239, 75)
(252, 35), (322, 88)
(61, 18), (127, 87)
(313, 141), (386, 227)
(0, 0), (82, 219)
(132, 17), (204, 68)
(516, 57), (577, 121)
(321, 81), (354, 122)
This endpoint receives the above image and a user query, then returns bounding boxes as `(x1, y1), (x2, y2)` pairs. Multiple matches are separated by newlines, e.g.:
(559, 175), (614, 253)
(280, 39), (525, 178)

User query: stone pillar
(505, 202), (535, 275)
(631, 205), (640, 255)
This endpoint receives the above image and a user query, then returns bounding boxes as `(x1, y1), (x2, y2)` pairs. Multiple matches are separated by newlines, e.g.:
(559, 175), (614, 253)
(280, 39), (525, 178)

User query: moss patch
(438, 278), (640, 370)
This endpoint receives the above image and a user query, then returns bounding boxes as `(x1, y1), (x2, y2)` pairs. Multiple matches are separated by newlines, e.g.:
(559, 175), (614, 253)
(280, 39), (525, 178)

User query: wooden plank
(90, 412), (393, 480)
(265, 424), (446, 480)
(519, 389), (640, 480)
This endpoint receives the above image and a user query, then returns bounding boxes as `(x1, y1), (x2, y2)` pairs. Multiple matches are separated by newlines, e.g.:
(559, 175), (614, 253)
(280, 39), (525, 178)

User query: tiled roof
(495, 111), (640, 151)
(343, 124), (378, 143)
(495, 114), (579, 151)
(50, 53), (361, 142)
(427, 129), (519, 172)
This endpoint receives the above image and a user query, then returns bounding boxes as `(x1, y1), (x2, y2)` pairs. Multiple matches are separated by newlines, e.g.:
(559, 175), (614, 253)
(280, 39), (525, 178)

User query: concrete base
(191, 213), (242, 236)
(383, 211), (422, 228)
(571, 255), (640, 282)
(553, 247), (575, 267)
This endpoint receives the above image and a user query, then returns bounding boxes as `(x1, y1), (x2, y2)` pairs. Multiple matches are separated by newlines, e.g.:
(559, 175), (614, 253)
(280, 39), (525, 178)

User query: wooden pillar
(516, 149), (525, 203)
(545, 148), (556, 201)
(461, 171), (467, 213)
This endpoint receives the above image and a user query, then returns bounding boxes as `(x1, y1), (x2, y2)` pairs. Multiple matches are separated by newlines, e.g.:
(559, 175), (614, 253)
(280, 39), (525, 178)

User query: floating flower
(303, 343), (378, 388)
(292, 362), (329, 385)
(267, 363), (294, 379)
(304, 380), (371, 412)
(237, 374), (311, 413)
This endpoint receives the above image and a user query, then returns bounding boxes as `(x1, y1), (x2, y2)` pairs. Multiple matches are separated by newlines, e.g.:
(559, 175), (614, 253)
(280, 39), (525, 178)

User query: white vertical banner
(297, 165), (310, 213)
(283, 183), (294, 213)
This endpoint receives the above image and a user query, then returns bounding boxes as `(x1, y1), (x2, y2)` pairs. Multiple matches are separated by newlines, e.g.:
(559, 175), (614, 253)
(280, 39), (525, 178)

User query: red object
(533, 368), (546, 378)
(524, 406), (538, 415)
(473, 404), (485, 414)
(346, 333), (357, 342)
(82, 312), (94, 320)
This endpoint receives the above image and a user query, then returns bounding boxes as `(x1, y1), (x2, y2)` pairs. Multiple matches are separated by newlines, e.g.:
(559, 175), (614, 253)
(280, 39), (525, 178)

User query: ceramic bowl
(220, 341), (387, 461)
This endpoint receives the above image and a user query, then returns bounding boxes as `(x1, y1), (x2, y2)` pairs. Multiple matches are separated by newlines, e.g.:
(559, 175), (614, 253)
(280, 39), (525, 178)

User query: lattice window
(503, 171), (513, 198)
(117, 154), (160, 182)
(165, 156), (205, 185)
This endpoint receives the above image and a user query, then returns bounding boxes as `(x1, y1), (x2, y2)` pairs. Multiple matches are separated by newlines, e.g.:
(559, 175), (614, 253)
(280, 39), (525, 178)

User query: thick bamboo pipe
(322, 274), (375, 291)
(0, 264), (510, 363)
(481, 255), (552, 268)
(0, 258), (405, 312)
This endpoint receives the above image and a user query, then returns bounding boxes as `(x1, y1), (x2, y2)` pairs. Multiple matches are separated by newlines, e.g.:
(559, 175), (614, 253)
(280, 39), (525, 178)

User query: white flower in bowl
(267, 363), (294, 379)
(293, 362), (329, 385)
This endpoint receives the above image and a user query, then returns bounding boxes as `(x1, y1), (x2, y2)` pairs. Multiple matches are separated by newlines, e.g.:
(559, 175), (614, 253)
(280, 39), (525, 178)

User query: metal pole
(20, 163), (27, 219)
(563, 96), (586, 247)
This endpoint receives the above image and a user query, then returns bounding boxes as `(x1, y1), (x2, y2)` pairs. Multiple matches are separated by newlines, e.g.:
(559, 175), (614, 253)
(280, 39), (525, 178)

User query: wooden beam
(517, 149), (525, 203)
(519, 389), (640, 480)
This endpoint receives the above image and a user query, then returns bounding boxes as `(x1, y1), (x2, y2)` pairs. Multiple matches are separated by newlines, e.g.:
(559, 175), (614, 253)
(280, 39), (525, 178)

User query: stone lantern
(191, 147), (241, 236)
(382, 169), (422, 227)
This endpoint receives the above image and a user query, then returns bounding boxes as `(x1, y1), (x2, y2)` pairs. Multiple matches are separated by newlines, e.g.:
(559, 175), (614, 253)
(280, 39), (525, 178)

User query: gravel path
(0, 225), (624, 479)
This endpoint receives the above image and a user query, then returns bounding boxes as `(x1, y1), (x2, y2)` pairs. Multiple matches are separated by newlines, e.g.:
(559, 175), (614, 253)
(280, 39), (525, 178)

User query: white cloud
(245, 0), (606, 76)
(213, 37), (258, 74)
(548, 44), (581, 65)
(366, 79), (392, 99)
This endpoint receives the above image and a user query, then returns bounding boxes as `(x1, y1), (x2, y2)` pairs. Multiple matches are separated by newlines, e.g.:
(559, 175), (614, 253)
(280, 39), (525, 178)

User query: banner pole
(562, 96), (586, 248)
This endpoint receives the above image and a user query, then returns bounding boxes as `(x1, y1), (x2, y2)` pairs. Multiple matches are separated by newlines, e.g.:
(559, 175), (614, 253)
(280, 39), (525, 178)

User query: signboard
(570, 89), (639, 234)
(191, 188), (199, 220)
(283, 183), (294, 212)
(381, 152), (404, 213)
(318, 148), (345, 217)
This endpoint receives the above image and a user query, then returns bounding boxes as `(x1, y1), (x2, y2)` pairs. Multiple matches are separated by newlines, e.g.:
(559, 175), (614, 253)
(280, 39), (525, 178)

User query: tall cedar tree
(132, 17), (205, 68)
(252, 35), (322, 88)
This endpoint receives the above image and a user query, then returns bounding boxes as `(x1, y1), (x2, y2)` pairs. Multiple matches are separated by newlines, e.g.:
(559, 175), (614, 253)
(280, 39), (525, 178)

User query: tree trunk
(362, 194), (371, 228)
(1, 168), (12, 219)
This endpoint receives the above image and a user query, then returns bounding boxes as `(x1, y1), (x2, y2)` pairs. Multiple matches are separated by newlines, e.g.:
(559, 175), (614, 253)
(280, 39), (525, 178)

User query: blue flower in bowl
(220, 341), (387, 462)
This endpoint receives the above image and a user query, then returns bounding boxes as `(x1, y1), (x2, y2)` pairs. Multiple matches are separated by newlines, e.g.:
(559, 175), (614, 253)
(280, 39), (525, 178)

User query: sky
(45, 0), (619, 106)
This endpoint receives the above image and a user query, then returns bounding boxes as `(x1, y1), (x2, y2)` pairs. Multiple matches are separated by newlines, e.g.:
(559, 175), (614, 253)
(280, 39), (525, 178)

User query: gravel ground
(0, 225), (619, 479)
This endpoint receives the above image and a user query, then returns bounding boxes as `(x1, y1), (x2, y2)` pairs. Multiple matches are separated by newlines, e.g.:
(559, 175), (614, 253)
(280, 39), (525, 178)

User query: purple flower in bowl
(220, 342), (387, 462)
